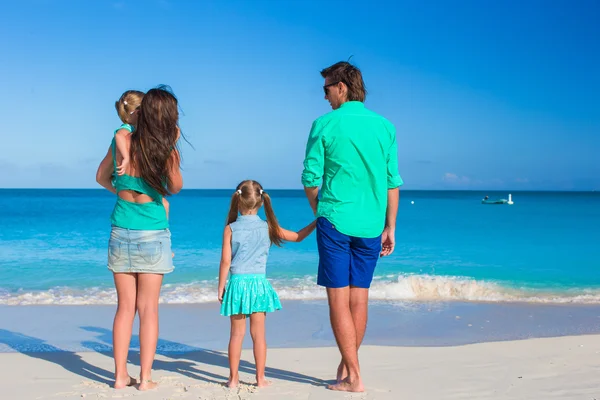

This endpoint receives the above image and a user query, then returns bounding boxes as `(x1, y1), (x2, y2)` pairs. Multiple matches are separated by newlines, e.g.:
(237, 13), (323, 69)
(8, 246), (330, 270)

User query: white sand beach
(1, 334), (598, 400)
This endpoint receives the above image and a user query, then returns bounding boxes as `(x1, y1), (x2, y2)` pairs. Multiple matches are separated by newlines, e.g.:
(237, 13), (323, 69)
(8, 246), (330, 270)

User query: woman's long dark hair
(130, 86), (181, 196)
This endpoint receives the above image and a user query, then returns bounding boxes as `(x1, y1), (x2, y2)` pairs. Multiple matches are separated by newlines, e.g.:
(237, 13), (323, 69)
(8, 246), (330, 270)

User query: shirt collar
(340, 101), (364, 109)
(238, 214), (260, 221)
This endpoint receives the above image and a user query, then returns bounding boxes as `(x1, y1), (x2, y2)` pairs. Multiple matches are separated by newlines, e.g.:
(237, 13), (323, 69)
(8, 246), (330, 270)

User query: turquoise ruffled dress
(220, 215), (282, 317)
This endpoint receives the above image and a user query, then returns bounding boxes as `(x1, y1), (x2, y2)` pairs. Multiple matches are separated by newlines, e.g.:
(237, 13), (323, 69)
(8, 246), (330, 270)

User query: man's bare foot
(256, 376), (272, 387)
(327, 377), (364, 393)
(226, 378), (239, 388)
(336, 361), (348, 383)
(114, 375), (136, 389)
(138, 380), (158, 391)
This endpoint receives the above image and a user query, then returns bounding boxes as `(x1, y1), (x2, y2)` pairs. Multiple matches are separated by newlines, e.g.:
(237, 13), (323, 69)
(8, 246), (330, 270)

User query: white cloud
(443, 172), (471, 183)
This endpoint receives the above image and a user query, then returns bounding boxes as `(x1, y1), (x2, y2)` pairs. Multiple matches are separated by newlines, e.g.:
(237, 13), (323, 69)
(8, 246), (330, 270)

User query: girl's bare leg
(250, 312), (271, 387)
(228, 314), (246, 388)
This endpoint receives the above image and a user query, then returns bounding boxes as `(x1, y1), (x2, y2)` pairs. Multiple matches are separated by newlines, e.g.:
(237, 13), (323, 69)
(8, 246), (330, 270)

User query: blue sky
(1, 0), (598, 190)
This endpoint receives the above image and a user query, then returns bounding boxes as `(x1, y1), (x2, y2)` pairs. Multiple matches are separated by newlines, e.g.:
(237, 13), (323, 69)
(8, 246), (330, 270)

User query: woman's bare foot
(226, 378), (239, 388)
(138, 380), (158, 391)
(114, 375), (136, 389)
(327, 377), (364, 393)
(256, 376), (272, 387)
(336, 361), (348, 383)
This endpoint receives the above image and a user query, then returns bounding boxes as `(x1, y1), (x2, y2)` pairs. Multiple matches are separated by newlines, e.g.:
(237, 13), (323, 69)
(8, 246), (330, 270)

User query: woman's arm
(217, 225), (233, 303)
(96, 146), (116, 194)
(278, 220), (317, 243)
(166, 149), (183, 194)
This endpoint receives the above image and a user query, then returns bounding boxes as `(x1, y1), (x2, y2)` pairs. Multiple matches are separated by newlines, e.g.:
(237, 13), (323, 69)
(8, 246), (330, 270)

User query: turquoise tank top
(229, 215), (270, 275)
(110, 124), (168, 230)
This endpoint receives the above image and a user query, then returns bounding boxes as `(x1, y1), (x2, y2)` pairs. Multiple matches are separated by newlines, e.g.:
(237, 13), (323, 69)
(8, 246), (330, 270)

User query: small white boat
(481, 194), (514, 205)
(481, 198), (507, 204)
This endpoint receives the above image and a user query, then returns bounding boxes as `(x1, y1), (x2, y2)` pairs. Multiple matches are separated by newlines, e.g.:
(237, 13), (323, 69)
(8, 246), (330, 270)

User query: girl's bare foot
(138, 379), (158, 391)
(256, 376), (272, 387)
(327, 377), (364, 393)
(114, 375), (136, 389)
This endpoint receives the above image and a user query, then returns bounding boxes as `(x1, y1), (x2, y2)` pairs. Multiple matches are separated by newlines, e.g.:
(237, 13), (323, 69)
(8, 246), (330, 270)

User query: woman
(96, 86), (183, 390)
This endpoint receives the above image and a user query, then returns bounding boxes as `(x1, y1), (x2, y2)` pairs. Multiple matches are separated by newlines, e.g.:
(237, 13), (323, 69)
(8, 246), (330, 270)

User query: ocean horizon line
(0, 188), (597, 193)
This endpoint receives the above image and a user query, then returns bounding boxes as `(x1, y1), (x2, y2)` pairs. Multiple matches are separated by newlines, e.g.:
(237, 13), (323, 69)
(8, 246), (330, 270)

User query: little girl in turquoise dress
(218, 179), (316, 388)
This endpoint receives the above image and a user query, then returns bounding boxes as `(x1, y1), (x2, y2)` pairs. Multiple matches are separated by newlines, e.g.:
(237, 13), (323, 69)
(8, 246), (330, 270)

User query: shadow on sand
(80, 326), (328, 387)
(0, 329), (113, 386)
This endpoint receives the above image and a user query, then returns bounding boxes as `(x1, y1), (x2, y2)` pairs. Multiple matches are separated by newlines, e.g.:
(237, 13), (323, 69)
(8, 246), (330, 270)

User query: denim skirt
(107, 226), (174, 274)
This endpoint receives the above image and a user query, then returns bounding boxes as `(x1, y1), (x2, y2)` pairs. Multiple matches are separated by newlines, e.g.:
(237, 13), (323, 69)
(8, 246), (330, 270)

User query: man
(302, 61), (402, 393)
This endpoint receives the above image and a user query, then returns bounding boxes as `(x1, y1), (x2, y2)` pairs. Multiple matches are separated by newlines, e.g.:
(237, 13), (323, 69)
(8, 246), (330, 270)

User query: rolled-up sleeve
(301, 120), (325, 187)
(387, 127), (403, 189)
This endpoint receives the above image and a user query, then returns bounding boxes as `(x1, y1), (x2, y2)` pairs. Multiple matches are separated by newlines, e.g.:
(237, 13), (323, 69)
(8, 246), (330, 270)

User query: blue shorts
(316, 217), (381, 289)
(107, 226), (174, 274)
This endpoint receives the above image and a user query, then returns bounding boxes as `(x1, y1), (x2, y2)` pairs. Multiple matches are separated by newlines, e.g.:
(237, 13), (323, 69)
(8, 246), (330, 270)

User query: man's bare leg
(337, 286), (369, 383)
(326, 287), (364, 392)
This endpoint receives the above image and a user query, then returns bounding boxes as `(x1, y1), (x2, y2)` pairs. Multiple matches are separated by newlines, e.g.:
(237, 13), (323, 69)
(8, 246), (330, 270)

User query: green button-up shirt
(302, 101), (403, 238)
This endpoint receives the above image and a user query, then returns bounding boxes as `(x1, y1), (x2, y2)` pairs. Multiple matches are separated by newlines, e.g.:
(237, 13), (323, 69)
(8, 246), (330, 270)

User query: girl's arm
(96, 146), (117, 194)
(217, 225), (233, 303)
(115, 129), (131, 175)
(166, 149), (183, 194)
(278, 220), (317, 243)
(114, 129), (131, 157)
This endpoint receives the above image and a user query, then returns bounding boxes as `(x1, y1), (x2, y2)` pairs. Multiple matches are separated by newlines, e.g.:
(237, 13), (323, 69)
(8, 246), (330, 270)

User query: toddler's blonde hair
(115, 90), (144, 124)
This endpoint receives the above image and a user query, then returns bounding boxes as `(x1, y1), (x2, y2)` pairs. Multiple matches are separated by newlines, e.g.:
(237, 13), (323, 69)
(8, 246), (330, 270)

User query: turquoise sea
(0, 189), (598, 305)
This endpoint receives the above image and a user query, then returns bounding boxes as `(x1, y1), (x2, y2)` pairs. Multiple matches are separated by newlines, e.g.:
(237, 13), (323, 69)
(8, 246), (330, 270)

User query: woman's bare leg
(136, 273), (163, 391)
(112, 273), (137, 389)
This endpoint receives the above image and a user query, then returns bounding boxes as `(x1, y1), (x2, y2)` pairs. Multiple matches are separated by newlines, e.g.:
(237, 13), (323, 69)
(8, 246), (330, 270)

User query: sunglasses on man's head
(323, 81), (340, 95)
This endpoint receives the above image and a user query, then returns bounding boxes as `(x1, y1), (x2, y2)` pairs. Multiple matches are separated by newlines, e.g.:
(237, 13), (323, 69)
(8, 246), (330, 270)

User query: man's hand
(380, 226), (395, 257)
(311, 198), (319, 216)
(381, 188), (399, 257)
(304, 186), (319, 216)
